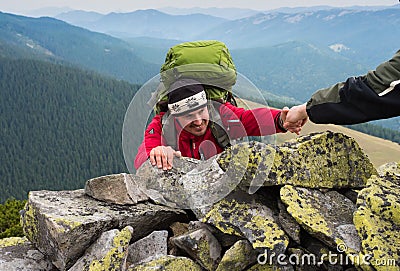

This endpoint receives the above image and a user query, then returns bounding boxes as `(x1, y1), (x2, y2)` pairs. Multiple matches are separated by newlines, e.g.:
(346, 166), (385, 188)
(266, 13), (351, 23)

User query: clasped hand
(281, 104), (308, 135)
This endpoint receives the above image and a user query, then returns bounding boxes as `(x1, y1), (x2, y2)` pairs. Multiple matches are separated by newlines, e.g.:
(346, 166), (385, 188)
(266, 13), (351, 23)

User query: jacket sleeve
(306, 50), (400, 124)
(221, 103), (287, 138)
(134, 113), (164, 170)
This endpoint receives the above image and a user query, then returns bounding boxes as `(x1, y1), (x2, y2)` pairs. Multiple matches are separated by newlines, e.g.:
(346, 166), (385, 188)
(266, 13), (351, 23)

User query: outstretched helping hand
(281, 103), (308, 135)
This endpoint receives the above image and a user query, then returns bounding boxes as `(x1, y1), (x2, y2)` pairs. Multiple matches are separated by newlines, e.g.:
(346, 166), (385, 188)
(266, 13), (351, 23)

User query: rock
(136, 157), (240, 209)
(202, 198), (289, 255)
(6, 132), (400, 271)
(128, 255), (202, 271)
(20, 189), (187, 270)
(280, 185), (361, 252)
(127, 230), (168, 266)
(85, 173), (148, 205)
(69, 226), (133, 271)
(218, 131), (377, 190)
(0, 237), (57, 271)
(277, 201), (301, 244)
(360, 174), (400, 226)
(377, 161), (400, 177)
(354, 173), (400, 270)
(188, 220), (241, 248)
(171, 228), (222, 270)
(168, 222), (189, 255)
(216, 239), (257, 271)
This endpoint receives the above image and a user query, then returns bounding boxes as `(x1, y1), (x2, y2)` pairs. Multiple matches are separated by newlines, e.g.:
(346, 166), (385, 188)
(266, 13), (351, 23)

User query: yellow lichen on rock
(280, 185), (332, 236)
(203, 198), (288, 252)
(360, 175), (400, 226)
(276, 132), (377, 188)
(218, 132), (377, 189)
(88, 226), (133, 271)
(353, 205), (400, 271)
(216, 240), (255, 271)
(377, 161), (400, 177)
(197, 235), (219, 270)
(53, 217), (83, 232)
(21, 200), (38, 243)
(354, 172), (400, 271)
(0, 236), (29, 248)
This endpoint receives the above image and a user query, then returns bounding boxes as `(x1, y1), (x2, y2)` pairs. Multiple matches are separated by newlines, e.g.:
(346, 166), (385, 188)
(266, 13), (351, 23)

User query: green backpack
(155, 40), (237, 114)
(155, 40), (238, 151)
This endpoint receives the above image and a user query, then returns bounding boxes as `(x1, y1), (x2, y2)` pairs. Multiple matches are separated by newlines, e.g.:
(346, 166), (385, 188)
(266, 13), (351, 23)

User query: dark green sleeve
(306, 50), (400, 124)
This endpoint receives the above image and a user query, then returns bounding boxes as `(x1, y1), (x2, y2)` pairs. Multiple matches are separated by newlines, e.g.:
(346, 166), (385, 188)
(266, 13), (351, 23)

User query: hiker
(134, 79), (297, 170)
(284, 49), (400, 134)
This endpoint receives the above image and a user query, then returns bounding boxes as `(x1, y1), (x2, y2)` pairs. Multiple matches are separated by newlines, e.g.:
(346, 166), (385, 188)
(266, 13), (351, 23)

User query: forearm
(306, 50), (400, 124)
(306, 77), (400, 124)
(134, 114), (164, 169)
(241, 107), (287, 135)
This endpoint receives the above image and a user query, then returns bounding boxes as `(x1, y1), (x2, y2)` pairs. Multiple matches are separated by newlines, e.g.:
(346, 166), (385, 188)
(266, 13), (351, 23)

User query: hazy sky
(1, 0), (398, 15)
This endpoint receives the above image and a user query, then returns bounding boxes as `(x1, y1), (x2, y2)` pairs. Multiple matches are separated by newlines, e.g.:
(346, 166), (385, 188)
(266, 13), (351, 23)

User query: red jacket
(134, 102), (286, 169)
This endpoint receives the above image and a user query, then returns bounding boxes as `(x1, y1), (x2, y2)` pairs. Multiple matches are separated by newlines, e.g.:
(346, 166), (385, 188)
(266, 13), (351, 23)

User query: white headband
(168, 90), (207, 115)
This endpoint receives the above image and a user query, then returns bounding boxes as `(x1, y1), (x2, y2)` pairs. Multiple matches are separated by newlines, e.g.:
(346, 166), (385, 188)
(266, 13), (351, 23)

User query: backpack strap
(161, 111), (178, 151)
(207, 102), (231, 149)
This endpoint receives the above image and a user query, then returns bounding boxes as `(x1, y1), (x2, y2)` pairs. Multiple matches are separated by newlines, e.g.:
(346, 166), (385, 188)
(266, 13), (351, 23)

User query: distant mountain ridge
(56, 9), (227, 40)
(54, 6), (400, 69)
(158, 7), (259, 19)
(0, 11), (159, 84)
(198, 7), (400, 67)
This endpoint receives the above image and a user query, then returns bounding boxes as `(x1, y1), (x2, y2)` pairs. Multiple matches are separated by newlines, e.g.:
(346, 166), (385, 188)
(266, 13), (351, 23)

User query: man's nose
(192, 118), (203, 126)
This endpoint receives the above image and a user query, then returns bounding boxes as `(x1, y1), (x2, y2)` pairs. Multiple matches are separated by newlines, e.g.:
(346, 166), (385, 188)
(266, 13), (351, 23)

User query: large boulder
(20, 189), (187, 270)
(280, 185), (361, 251)
(354, 171), (400, 270)
(218, 131), (377, 190)
(136, 156), (239, 209)
(202, 198), (289, 256)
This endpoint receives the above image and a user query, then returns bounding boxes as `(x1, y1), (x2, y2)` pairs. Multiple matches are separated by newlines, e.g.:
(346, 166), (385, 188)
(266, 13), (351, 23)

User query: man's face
(176, 106), (209, 136)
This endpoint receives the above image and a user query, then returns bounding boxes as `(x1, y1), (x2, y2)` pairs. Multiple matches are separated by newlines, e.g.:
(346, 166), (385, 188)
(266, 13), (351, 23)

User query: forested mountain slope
(0, 57), (139, 202)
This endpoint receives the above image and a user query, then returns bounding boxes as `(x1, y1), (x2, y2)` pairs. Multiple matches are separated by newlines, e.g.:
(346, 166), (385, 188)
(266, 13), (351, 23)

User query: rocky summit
(1, 131), (399, 271)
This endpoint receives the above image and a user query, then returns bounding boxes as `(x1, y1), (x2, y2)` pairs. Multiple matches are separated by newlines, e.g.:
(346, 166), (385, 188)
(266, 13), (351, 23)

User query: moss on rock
(87, 226), (133, 271)
(171, 228), (221, 270)
(218, 131), (376, 190)
(216, 239), (256, 271)
(359, 175), (400, 226)
(377, 161), (400, 177)
(354, 173), (400, 270)
(203, 198), (288, 254)
(280, 185), (360, 250)
(0, 236), (29, 248)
